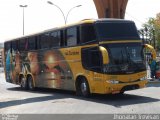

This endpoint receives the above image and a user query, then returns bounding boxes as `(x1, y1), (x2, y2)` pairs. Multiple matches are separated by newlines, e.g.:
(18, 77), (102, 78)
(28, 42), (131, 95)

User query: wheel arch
(26, 73), (36, 88)
(75, 75), (91, 94)
(18, 73), (25, 84)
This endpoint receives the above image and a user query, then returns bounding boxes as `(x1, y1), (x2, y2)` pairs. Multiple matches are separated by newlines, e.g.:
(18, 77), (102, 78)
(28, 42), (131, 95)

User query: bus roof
(5, 18), (134, 42)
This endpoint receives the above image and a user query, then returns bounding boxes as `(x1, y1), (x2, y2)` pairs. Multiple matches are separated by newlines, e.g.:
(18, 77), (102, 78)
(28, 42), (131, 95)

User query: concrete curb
(147, 77), (160, 84)
(148, 80), (160, 83)
(147, 79), (160, 87)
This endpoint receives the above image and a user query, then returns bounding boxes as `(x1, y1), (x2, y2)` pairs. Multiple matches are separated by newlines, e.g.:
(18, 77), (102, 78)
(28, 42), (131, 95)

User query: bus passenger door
(82, 47), (104, 93)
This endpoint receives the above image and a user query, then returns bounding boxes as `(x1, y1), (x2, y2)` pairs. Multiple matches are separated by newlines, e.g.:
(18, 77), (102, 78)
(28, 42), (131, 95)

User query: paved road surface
(0, 73), (160, 114)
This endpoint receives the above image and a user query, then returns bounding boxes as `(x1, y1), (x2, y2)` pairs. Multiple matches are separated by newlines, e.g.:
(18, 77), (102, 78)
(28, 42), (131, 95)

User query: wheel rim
(81, 82), (87, 95)
(21, 77), (25, 88)
(28, 77), (33, 90)
(29, 79), (32, 89)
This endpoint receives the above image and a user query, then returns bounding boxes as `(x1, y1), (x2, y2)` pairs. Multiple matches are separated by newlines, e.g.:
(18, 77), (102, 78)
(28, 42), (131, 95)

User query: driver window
(81, 47), (102, 72)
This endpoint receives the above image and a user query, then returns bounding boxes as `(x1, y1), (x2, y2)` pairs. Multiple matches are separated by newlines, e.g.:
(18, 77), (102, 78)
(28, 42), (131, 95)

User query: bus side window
(66, 27), (79, 46)
(19, 39), (26, 51)
(80, 24), (96, 44)
(82, 47), (102, 72)
(28, 36), (36, 50)
(39, 33), (50, 49)
(50, 31), (61, 48)
(37, 35), (41, 50)
(5, 42), (11, 52)
(11, 40), (19, 52)
(4, 42), (11, 56)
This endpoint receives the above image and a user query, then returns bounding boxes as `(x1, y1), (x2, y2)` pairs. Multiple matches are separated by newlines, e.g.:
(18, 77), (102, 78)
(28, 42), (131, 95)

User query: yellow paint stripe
(99, 40), (141, 44)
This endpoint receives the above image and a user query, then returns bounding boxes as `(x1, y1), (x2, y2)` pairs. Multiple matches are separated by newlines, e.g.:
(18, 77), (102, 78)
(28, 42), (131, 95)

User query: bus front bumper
(104, 80), (148, 94)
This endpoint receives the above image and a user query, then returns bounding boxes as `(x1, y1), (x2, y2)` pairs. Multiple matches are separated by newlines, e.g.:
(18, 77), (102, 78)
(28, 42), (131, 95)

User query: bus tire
(77, 77), (90, 97)
(28, 76), (35, 91)
(20, 75), (28, 90)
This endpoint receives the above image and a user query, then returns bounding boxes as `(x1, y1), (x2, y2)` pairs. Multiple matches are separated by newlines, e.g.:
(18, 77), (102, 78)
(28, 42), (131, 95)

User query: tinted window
(40, 33), (50, 49)
(80, 24), (96, 44)
(5, 42), (11, 51)
(66, 27), (78, 46)
(11, 40), (18, 51)
(96, 21), (140, 40)
(82, 47), (102, 72)
(50, 31), (61, 47)
(102, 43), (146, 74)
(28, 37), (36, 50)
(19, 39), (27, 51)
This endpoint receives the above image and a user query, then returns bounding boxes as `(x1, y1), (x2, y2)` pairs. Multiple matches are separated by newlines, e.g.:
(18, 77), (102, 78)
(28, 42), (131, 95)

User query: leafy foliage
(139, 13), (160, 50)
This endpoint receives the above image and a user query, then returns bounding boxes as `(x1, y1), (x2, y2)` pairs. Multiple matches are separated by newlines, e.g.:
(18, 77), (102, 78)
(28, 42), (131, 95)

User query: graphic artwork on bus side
(5, 48), (74, 90)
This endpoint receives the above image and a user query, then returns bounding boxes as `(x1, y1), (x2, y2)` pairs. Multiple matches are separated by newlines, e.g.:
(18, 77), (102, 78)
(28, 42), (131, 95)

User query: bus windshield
(103, 43), (146, 74)
(95, 21), (140, 41)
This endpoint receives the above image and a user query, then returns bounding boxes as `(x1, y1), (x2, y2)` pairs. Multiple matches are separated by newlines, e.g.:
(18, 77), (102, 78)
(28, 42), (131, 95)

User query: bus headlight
(108, 80), (119, 84)
(140, 76), (147, 81)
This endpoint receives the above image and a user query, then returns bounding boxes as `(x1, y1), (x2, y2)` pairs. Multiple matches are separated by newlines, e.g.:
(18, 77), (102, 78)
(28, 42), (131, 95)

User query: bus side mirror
(99, 46), (109, 64)
(143, 44), (156, 61)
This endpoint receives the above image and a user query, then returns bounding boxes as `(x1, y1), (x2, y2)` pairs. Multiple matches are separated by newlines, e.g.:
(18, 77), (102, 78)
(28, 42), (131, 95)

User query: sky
(0, 0), (160, 43)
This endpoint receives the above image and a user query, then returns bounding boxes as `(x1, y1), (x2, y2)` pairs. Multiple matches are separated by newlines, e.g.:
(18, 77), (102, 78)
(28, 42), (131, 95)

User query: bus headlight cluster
(108, 80), (119, 84)
(140, 76), (147, 81)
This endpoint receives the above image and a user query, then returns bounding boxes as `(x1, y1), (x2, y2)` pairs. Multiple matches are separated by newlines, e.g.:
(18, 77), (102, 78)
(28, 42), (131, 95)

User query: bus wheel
(28, 76), (35, 91)
(20, 75), (28, 90)
(79, 77), (90, 97)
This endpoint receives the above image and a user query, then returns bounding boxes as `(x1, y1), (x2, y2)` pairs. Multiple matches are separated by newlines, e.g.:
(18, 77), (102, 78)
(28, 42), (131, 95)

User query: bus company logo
(2, 114), (18, 120)
(65, 51), (79, 56)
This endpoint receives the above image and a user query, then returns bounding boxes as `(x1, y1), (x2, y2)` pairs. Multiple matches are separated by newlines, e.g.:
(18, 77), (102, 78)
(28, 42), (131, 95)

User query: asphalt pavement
(0, 71), (160, 114)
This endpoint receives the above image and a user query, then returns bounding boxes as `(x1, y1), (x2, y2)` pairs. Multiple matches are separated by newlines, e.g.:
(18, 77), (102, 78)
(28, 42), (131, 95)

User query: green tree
(141, 13), (160, 50)
(154, 13), (160, 49)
